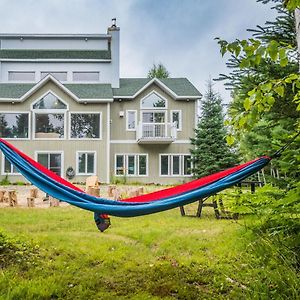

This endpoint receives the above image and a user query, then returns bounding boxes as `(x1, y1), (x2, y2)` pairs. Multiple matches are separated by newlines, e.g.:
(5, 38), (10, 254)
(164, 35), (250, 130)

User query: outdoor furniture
(107, 185), (116, 197)
(0, 190), (7, 203)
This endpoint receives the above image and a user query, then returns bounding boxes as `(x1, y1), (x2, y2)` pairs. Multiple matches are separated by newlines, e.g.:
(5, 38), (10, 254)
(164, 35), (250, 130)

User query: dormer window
(141, 92), (167, 109)
(32, 92), (67, 139)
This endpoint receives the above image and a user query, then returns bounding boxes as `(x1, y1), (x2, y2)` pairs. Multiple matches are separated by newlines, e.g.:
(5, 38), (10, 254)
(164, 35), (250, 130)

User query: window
(126, 110), (137, 131)
(73, 72), (99, 82)
(77, 152), (96, 175)
(160, 154), (192, 176)
(141, 92), (166, 109)
(2, 157), (19, 175)
(41, 72), (67, 81)
(33, 93), (67, 139)
(0, 113), (29, 139)
(70, 113), (101, 139)
(33, 93), (67, 109)
(8, 71), (35, 81)
(35, 113), (65, 139)
(115, 154), (148, 176)
(171, 110), (182, 131)
(37, 152), (62, 176)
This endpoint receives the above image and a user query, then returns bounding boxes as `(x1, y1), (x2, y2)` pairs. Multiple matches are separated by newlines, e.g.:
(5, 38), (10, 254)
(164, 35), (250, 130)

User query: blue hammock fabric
(0, 140), (270, 217)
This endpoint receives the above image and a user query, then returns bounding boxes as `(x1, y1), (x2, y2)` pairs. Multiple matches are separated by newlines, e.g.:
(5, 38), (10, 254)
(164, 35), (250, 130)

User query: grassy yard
(0, 203), (299, 299)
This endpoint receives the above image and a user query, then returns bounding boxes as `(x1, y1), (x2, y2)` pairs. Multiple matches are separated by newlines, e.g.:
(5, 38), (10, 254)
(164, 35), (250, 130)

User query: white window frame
(34, 151), (64, 178)
(76, 151), (97, 176)
(126, 110), (137, 131)
(114, 153), (148, 177)
(171, 110), (182, 131)
(159, 154), (192, 177)
(1, 155), (20, 175)
(0, 111), (31, 140)
(8, 71), (36, 82)
(69, 112), (102, 140)
(31, 91), (68, 141)
(72, 71), (100, 83)
(140, 91), (168, 110)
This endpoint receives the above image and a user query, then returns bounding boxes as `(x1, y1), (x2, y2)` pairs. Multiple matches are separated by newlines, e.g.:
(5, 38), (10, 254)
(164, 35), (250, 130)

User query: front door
(37, 152), (63, 176)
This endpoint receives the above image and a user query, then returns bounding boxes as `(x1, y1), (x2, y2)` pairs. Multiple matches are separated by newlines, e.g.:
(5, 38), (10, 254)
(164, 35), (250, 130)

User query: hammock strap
(271, 131), (300, 158)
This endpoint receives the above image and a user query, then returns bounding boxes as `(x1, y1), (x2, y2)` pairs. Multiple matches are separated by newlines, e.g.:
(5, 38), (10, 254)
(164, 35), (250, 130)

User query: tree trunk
(295, 9), (300, 70)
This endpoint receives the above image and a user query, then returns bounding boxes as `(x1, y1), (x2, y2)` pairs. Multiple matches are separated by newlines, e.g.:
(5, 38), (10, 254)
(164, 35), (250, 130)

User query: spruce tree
(190, 80), (237, 178)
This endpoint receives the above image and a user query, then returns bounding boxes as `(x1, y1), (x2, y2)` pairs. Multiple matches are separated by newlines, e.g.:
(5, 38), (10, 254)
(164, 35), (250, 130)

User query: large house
(0, 21), (201, 184)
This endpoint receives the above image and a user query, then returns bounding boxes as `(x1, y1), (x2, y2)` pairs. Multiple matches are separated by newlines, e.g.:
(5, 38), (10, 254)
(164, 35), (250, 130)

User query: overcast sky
(0, 0), (277, 102)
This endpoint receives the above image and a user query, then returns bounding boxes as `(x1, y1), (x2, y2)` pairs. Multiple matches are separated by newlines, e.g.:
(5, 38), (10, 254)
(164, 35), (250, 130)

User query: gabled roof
(0, 77), (201, 103)
(0, 75), (113, 102)
(0, 49), (111, 61)
(113, 78), (201, 99)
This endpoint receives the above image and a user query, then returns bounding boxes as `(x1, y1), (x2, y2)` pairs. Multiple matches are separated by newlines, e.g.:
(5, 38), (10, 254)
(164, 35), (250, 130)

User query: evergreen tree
(190, 80), (237, 178)
(147, 63), (170, 78)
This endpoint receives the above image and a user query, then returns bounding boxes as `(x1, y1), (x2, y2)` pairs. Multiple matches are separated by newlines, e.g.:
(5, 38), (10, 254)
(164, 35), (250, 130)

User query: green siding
(0, 49), (111, 60)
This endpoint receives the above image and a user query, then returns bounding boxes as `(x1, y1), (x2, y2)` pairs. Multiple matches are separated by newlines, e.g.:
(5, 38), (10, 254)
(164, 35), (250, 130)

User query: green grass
(0, 205), (299, 300)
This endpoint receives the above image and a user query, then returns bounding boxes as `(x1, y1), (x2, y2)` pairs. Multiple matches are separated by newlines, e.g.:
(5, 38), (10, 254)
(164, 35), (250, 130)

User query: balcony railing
(136, 122), (177, 144)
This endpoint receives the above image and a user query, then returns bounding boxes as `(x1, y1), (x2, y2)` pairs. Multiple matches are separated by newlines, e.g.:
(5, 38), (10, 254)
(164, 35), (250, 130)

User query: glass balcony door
(141, 111), (166, 138)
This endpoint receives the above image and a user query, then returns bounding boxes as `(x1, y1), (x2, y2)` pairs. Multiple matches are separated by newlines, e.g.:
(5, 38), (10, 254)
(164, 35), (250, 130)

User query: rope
(271, 131), (300, 158)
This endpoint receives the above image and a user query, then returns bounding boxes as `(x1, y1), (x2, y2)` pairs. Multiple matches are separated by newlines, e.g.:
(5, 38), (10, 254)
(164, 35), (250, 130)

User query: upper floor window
(126, 110), (137, 131)
(8, 71), (35, 82)
(33, 93), (67, 110)
(70, 113), (101, 139)
(141, 92), (167, 109)
(0, 113), (29, 139)
(73, 72), (99, 82)
(171, 110), (182, 131)
(41, 72), (67, 82)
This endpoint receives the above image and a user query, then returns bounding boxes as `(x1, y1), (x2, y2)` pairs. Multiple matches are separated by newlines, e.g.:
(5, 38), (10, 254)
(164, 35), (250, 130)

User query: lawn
(0, 203), (299, 299)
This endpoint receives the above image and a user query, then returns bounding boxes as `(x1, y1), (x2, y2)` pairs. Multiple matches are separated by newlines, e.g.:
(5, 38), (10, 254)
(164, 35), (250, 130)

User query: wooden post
(30, 188), (38, 198)
(0, 190), (6, 203)
(49, 196), (60, 207)
(27, 197), (35, 207)
(108, 185), (116, 197)
(8, 190), (17, 207)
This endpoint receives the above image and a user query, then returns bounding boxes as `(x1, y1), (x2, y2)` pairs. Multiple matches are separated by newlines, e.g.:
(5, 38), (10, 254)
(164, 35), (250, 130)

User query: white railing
(137, 122), (177, 141)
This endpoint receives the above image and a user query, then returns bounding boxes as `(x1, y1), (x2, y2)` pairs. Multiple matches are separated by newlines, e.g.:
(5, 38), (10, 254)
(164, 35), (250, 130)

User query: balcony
(136, 122), (177, 144)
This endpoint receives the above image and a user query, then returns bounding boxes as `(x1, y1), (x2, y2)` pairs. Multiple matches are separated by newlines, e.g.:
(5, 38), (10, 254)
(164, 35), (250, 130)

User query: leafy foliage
(147, 63), (170, 78)
(190, 80), (237, 177)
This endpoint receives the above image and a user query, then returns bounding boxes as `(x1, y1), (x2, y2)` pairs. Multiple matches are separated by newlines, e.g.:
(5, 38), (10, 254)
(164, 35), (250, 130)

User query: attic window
(141, 92), (166, 109)
(33, 93), (67, 109)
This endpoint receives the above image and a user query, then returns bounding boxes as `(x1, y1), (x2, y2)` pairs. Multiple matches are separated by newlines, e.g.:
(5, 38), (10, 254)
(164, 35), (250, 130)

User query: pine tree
(190, 81), (237, 178)
(147, 63), (170, 78)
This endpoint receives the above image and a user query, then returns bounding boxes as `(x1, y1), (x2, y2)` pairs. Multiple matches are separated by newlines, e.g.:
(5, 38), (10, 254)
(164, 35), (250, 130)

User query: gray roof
(0, 49), (111, 60)
(113, 78), (201, 97)
(0, 78), (200, 101)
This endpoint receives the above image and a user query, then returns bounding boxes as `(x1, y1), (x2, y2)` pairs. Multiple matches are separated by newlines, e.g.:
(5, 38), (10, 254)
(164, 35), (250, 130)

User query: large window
(37, 152), (62, 176)
(0, 113), (29, 139)
(8, 71), (35, 81)
(141, 92), (166, 109)
(70, 113), (101, 139)
(41, 72), (67, 81)
(2, 157), (19, 175)
(33, 93), (67, 139)
(76, 152), (96, 175)
(160, 154), (191, 176)
(73, 72), (99, 82)
(115, 154), (148, 176)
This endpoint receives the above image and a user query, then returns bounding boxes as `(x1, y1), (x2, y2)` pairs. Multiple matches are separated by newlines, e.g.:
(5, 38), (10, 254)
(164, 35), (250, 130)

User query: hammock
(0, 138), (271, 218)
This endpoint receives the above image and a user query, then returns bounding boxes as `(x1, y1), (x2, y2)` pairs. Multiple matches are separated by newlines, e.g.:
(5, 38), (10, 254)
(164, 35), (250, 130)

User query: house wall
(0, 81), (109, 183)
(110, 83), (196, 141)
(1, 37), (109, 50)
(0, 62), (116, 85)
